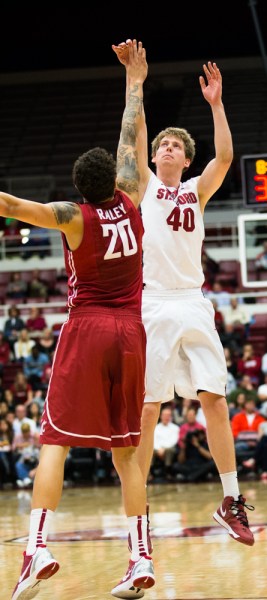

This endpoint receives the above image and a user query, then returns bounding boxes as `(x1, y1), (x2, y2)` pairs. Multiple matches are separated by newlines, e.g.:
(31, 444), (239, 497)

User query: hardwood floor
(1, 480), (266, 599)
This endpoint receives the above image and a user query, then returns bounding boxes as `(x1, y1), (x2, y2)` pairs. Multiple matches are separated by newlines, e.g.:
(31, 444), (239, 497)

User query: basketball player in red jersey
(5, 42), (154, 600)
(112, 39), (255, 562)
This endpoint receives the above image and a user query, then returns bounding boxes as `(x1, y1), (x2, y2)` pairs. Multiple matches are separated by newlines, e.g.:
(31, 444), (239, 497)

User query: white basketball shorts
(142, 288), (227, 403)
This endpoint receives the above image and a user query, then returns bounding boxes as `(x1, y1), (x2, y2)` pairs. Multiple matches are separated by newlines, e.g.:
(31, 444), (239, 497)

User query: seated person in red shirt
(25, 307), (47, 335)
(237, 343), (262, 387)
(178, 405), (206, 449)
(231, 397), (265, 460)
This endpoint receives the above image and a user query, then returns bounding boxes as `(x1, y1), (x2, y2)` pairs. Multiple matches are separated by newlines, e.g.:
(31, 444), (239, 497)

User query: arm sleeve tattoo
(117, 82), (143, 195)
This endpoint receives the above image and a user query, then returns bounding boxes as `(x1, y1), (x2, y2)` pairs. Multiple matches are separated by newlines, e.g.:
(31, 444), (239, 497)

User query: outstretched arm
(113, 39), (151, 200)
(0, 193), (83, 237)
(197, 61), (233, 211)
(116, 40), (148, 207)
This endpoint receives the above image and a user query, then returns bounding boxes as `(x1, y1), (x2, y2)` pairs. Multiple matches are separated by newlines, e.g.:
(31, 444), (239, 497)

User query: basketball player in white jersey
(112, 40), (255, 569)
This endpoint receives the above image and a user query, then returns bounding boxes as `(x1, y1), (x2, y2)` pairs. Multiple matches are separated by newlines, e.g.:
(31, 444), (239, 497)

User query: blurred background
(0, 0), (267, 489)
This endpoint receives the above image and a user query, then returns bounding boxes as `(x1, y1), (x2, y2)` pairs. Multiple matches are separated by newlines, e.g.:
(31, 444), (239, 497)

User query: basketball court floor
(1, 479), (266, 599)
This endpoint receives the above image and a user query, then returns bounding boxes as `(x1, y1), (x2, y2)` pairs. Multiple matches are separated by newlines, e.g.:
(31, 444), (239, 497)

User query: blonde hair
(21, 422), (30, 433)
(151, 127), (196, 170)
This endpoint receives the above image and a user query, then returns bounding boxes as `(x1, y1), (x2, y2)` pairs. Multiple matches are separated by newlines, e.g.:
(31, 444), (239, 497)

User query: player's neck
(156, 167), (181, 189)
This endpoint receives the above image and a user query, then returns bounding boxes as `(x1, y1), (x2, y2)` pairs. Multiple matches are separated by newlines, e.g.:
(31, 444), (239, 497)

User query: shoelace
(230, 495), (255, 527)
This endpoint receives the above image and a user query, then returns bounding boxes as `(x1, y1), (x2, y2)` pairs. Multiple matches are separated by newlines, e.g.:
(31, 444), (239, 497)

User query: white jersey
(141, 172), (205, 290)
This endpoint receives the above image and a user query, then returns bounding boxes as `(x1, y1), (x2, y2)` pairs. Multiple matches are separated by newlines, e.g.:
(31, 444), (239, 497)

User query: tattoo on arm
(117, 83), (143, 193)
(51, 202), (79, 225)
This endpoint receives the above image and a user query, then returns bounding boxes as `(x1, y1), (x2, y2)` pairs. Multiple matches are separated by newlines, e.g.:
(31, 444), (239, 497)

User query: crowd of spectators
(1, 249), (267, 489)
(0, 303), (57, 489)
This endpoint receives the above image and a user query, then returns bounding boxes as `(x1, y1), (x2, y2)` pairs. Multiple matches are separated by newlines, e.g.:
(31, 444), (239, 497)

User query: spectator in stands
(12, 422), (40, 488)
(0, 400), (8, 418)
(12, 403), (37, 436)
(6, 272), (27, 301)
(151, 405), (179, 481)
(27, 269), (48, 299)
(228, 391), (246, 420)
(21, 226), (51, 259)
(3, 389), (15, 410)
(30, 389), (46, 411)
(211, 299), (225, 334)
(205, 281), (231, 307)
(219, 322), (244, 356)
(23, 346), (50, 390)
(26, 401), (42, 433)
(223, 297), (251, 335)
(0, 416), (17, 488)
(178, 405), (206, 448)
(237, 343), (262, 387)
(224, 346), (238, 379)
(5, 407), (15, 430)
(25, 307), (47, 336)
(13, 328), (36, 362)
(0, 330), (12, 373)
(175, 425), (216, 482)
(231, 397), (265, 460)
(3, 305), (25, 350)
(9, 371), (33, 407)
(35, 327), (57, 359)
(227, 374), (259, 406)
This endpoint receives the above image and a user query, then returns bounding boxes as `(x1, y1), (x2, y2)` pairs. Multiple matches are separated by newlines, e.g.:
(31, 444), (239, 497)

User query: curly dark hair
(72, 147), (116, 204)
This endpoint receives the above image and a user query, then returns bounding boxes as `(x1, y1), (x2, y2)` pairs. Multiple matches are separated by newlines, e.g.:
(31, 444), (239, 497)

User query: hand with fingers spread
(199, 61), (222, 106)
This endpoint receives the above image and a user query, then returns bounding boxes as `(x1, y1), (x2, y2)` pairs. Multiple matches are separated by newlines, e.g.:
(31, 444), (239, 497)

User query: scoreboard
(241, 154), (267, 207)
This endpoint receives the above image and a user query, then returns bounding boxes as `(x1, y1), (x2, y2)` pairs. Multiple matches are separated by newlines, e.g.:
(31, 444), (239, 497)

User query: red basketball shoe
(213, 494), (255, 546)
(12, 545), (59, 599)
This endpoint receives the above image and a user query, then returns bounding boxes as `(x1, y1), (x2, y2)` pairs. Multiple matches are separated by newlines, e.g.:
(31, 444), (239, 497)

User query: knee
(112, 446), (137, 471)
(141, 402), (161, 429)
(200, 393), (229, 419)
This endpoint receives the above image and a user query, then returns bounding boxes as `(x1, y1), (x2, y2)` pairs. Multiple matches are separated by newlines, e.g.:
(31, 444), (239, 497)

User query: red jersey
(61, 191), (144, 313)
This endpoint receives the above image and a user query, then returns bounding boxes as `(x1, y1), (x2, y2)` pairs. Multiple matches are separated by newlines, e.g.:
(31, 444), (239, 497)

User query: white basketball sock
(128, 515), (148, 561)
(220, 471), (240, 500)
(26, 508), (54, 555)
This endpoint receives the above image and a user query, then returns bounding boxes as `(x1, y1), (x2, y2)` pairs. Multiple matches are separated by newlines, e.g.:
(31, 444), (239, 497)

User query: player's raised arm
(197, 61), (233, 211)
(113, 38), (150, 201)
(116, 39), (148, 208)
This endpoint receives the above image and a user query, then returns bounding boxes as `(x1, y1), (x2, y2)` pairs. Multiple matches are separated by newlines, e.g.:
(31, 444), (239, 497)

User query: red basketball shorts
(40, 307), (146, 450)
